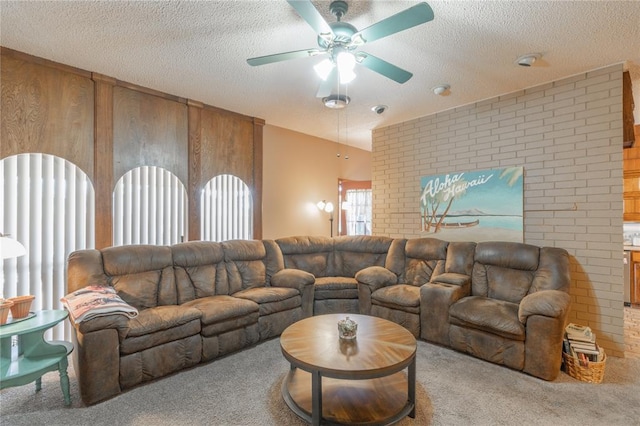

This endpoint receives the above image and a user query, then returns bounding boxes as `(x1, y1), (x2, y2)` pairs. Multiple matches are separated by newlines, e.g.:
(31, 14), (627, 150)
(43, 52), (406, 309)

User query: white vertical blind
(201, 174), (252, 242)
(113, 166), (188, 246)
(1, 153), (95, 340)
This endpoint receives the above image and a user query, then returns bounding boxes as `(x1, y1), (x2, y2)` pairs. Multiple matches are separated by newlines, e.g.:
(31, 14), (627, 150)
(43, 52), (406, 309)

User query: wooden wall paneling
(253, 118), (265, 239)
(200, 107), (254, 184)
(1, 48), (94, 177)
(188, 100), (203, 241)
(93, 73), (116, 249)
(112, 86), (188, 185)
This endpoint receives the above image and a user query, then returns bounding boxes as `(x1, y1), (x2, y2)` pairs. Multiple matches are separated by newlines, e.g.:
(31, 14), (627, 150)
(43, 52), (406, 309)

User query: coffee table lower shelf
(282, 367), (414, 426)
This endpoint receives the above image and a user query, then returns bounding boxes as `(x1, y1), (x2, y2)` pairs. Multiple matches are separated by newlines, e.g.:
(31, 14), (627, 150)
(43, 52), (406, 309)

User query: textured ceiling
(1, 0), (640, 151)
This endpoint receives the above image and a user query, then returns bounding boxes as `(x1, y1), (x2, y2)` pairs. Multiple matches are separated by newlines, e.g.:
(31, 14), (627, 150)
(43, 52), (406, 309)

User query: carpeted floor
(1, 338), (639, 426)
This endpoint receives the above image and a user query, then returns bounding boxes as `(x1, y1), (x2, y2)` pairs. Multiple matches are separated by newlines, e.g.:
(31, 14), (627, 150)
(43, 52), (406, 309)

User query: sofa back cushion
(101, 245), (176, 309)
(472, 242), (539, 304)
(222, 240), (267, 294)
(401, 238), (448, 286)
(331, 236), (393, 277)
(444, 241), (477, 275)
(276, 236), (333, 277)
(172, 241), (226, 303)
(531, 247), (571, 293)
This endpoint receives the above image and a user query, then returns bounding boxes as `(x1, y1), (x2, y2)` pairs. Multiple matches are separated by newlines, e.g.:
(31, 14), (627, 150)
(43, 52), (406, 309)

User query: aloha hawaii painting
(419, 167), (523, 243)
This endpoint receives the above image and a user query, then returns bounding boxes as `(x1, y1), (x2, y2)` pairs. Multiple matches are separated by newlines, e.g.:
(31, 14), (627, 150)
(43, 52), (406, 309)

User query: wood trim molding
(623, 71), (635, 147)
(93, 75), (115, 249)
(252, 118), (265, 239)
(188, 103), (203, 241)
(1, 46), (92, 78)
(115, 79), (187, 104)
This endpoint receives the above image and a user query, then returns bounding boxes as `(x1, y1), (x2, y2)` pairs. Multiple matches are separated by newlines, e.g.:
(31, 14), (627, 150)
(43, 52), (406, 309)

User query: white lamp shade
(0, 235), (27, 260)
(336, 51), (356, 84)
(324, 202), (335, 213)
(314, 59), (334, 81)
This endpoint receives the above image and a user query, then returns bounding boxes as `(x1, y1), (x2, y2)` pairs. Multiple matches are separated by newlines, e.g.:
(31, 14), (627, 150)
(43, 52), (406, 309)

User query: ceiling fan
(247, 0), (435, 97)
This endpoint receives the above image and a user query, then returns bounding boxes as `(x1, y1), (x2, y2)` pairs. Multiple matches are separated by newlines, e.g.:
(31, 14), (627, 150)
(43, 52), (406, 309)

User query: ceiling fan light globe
(336, 50), (356, 83)
(314, 59), (334, 81)
(336, 51), (356, 71)
(339, 68), (356, 84)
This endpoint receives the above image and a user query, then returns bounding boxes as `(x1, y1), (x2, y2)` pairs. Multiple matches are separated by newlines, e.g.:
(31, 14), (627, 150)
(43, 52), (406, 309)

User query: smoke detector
(433, 84), (450, 96)
(516, 53), (541, 67)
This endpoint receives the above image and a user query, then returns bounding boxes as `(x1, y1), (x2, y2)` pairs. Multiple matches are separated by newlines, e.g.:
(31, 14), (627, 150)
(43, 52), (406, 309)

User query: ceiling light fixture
(323, 94), (350, 109)
(516, 53), (541, 67)
(314, 47), (357, 84)
(433, 84), (450, 96)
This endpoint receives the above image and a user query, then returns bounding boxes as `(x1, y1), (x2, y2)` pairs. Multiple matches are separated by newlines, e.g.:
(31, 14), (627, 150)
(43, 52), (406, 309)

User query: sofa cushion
(102, 245), (176, 308)
(276, 236), (333, 277)
(172, 241), (225, 303)
(471, 242), (539, 303)
(313, 276), (358, 300)
(181, 295), (259, 336)
(233, 287), (301, 316)
(372, 284), (420, 313)
(473, 264), (535, 304)
(120, 305), (202, 355)
(332, 235), (392, 277)
(222, 240), (268, 294)
(449, 296), (525, 341)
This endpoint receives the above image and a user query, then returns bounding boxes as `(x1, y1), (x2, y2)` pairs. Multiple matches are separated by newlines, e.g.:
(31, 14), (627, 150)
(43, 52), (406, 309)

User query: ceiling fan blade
(316, 68), (338, 98)
(247, 48), (324, 66)
(356, 52), (413, 84)
(351, 2), (434, 45)
(287, 0), (334, 39)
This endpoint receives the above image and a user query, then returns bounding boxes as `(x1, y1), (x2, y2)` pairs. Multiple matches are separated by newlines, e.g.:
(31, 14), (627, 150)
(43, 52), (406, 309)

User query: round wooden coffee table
(280, 313), (416, 426)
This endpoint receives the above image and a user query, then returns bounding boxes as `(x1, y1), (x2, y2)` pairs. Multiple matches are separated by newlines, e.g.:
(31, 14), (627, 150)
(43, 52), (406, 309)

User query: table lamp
(0, 232), (26, 260)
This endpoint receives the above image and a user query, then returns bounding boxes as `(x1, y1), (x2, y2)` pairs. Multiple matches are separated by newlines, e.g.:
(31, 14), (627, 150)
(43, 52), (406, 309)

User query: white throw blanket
(61, 285), (138, 323)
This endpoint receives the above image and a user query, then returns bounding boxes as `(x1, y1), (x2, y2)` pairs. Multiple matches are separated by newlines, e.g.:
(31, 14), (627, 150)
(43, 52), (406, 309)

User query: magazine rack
(563, 352), (606, 384)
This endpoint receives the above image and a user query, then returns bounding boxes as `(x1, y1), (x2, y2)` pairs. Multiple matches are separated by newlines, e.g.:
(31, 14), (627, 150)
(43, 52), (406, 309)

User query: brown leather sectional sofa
(66, 235), (570, 405)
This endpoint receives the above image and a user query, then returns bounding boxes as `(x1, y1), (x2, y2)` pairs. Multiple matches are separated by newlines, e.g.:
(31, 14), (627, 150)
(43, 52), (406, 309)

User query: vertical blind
(201, 174), (252, 242)
(345, 189), (372, 236)
(1, 153), (95, 340)
(113, 166), (188, 246)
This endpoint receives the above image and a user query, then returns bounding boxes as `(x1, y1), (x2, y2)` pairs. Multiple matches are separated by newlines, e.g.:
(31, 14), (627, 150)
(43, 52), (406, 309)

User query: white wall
(262, 125), (371, 239)
(372, 65), (625, 356)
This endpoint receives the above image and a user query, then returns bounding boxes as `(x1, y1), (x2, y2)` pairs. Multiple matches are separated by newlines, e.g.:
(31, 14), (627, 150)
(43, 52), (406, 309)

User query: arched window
(113, 166), (188, 246)
(201, 174), (252, 241)
(1, 153), (94, 340)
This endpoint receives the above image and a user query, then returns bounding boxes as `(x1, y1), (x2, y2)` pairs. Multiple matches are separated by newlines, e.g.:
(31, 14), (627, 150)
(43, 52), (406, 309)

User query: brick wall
(372, 64), (625, 356)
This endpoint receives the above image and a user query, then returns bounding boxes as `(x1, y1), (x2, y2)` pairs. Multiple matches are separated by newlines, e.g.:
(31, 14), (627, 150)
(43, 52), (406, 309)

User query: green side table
(0, 309), (74, 405)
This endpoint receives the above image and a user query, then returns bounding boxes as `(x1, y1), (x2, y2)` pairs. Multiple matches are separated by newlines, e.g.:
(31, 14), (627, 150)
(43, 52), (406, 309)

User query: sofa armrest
(355, 266), (397, 290)
(430, 272), (471, 286)
(518, 290), (571, 324)
(420, 280), (470, 345)
(356, 266), (398, 315)
(71, 326), (123, 405)
(271, 268), (315, 317)
(519, 290), (571, 381)
(271, 268), (315, 289)
(73, 313), (131, 341)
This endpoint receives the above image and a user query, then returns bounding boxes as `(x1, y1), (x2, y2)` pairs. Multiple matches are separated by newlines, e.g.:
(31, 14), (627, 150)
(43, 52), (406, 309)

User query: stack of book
(563, 323), (605, 366)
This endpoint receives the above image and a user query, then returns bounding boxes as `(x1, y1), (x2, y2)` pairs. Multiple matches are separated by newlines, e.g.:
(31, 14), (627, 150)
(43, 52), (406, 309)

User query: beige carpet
(1, 338), (639, 425)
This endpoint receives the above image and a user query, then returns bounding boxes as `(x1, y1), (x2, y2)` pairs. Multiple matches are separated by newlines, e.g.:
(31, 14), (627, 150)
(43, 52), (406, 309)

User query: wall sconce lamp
(0, 232), (26, 260)
(317, 200), (335, 237)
